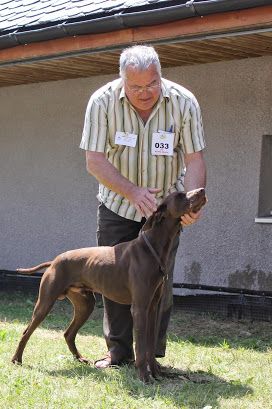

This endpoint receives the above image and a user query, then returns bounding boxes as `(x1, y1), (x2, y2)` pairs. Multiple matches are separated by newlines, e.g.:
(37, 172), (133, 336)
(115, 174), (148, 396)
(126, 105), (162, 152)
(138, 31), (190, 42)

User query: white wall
(0, 56), (271, 291)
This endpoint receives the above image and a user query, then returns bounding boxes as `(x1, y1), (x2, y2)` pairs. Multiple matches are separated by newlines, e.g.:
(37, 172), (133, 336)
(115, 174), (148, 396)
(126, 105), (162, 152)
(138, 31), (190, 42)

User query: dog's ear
(155, 203), (167, 224)
(141, 203), (167, 231)
(141, 213), (155, 231)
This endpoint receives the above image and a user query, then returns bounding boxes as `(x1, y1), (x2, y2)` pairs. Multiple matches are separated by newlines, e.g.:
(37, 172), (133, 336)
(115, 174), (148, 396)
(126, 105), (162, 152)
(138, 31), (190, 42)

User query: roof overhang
(0, 4), (271, 87)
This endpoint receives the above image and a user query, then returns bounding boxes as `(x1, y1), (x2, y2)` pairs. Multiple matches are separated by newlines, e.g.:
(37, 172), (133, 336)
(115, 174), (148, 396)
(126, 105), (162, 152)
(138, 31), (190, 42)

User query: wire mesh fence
(1, 270), (272, 322)
(173, 294), (272, 322)
(173, 282), (272, 321)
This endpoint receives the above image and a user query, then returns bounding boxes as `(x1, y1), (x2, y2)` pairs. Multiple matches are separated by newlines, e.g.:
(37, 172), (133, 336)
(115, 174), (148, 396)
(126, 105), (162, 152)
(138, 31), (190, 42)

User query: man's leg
(96, 203), (144, 367)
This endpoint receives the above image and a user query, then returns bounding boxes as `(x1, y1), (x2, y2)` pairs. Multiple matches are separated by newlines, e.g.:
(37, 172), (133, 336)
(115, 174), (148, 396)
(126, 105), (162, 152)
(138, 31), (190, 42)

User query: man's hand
(86, 152), (160, 218)
(180, 210), (202, 227)
(127, 186), (161, 218)
(180, 193), (207, 227)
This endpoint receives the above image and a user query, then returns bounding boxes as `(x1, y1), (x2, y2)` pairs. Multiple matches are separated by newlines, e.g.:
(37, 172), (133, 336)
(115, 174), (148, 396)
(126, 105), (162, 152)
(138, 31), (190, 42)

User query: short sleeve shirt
(80, 77), (205, 221)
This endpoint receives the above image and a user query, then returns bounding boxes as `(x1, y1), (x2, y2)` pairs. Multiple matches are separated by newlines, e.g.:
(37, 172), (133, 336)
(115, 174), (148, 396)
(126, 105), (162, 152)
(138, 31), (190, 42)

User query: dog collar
(141, 231), (168, 280)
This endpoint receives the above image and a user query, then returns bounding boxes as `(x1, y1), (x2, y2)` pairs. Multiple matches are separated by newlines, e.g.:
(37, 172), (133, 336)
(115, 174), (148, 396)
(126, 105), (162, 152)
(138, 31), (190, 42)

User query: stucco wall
(0, 55), (271, 291)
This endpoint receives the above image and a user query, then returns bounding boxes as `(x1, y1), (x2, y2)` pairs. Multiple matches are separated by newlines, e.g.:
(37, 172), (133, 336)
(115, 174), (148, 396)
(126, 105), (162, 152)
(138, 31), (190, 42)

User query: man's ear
(141, 203), (167, 231)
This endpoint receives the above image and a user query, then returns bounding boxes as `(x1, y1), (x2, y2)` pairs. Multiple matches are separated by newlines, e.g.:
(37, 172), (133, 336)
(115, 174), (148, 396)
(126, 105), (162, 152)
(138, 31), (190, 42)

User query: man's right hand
(127, 187), (161, 218)
(86, 152), (161, 218)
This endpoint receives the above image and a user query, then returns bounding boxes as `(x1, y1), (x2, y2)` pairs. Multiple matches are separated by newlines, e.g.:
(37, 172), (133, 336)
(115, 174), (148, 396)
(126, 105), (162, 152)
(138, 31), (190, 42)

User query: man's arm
(85, 151), (160, 218)
(181, 150), (207, 226)
(184, 151), (206, 192)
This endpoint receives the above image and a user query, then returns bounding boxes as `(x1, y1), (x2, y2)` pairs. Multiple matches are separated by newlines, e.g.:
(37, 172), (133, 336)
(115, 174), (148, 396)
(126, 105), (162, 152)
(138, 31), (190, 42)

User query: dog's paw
(138, 368), (153, 383)
(11, 357), (22, 365)
(76, 356), (91, 365)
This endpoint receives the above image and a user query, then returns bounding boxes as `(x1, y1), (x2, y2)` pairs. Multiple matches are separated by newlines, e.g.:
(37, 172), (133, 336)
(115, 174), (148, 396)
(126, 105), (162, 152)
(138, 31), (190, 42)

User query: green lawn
(0, 291), (271, 409)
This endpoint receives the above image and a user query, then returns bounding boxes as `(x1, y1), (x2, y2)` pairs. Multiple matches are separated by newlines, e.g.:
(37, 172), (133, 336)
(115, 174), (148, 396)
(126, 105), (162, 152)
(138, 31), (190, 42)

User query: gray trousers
(96, 203), (180, 362)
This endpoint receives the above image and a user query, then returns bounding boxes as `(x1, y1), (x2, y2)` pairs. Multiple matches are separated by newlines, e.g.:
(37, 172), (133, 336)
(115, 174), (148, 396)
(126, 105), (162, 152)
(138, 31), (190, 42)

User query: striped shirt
(80, 77), (205, 221)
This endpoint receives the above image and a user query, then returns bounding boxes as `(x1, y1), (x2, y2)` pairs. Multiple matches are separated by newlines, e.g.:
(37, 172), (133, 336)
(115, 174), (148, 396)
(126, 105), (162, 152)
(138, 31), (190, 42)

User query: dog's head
(142, 188), (206, 231)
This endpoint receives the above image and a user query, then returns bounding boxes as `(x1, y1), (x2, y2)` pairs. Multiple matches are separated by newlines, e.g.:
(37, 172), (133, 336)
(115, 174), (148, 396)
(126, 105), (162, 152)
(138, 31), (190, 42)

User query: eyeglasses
(126, 81), (161, 95)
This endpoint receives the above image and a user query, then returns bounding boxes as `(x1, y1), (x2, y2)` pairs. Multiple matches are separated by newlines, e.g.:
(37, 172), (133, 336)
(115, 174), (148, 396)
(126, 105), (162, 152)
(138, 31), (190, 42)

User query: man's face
(124, 64), (161, 113)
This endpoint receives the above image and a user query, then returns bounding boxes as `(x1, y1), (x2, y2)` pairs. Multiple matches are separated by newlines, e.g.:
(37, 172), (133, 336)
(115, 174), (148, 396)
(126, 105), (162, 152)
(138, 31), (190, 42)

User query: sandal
(94, 352), (118, 369)
(94, 352), (134, 369)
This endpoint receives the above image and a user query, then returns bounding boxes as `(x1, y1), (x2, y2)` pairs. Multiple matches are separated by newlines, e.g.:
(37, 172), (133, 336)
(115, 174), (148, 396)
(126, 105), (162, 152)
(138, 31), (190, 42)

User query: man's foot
(94, 352), (134, 369)
(94, 353), (114, 369)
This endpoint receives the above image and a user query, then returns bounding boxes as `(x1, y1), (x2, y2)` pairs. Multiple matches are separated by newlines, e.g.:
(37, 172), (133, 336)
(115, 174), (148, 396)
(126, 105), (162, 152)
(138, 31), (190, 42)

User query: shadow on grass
(43, 363), (253, 408)
(3, 291), (258, 407)
(1, 291), (271, 351)
(168, 312), (272, 352)
(168, 333), (272, 353)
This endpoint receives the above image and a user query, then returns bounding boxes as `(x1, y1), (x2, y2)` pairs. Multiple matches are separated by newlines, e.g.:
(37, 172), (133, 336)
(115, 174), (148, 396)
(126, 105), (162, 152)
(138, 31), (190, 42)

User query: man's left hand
(180, 210), (202, 227)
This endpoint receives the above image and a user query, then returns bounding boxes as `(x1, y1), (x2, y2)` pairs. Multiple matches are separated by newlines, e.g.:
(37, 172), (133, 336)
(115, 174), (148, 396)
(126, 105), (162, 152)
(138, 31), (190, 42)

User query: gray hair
(119, 45), (161, 79)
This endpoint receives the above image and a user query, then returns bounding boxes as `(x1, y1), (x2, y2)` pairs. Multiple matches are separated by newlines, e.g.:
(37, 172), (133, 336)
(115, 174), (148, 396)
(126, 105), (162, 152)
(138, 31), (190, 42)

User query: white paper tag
(115, 131), (137, 148)
(151, 131), (174, 156)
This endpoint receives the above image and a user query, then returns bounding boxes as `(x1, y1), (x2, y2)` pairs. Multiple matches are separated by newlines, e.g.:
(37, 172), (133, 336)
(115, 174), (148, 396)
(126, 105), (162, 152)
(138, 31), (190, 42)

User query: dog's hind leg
(64, 290), (95, 364)
(11, 297), (57, 364)
(12, 267), (67, 365)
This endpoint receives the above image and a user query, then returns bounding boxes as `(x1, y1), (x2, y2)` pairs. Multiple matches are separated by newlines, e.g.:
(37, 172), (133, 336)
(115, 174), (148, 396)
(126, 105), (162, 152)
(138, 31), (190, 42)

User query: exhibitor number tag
(151, 131), (174, 156)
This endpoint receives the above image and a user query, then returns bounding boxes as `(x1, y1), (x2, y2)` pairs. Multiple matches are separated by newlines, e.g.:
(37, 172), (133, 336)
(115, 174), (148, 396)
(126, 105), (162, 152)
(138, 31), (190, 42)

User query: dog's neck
(141, 217), (181, 272)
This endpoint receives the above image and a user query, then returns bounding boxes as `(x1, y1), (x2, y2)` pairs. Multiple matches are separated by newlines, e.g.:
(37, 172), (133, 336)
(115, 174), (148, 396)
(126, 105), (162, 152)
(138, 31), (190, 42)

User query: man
(80, 45), (206, 368)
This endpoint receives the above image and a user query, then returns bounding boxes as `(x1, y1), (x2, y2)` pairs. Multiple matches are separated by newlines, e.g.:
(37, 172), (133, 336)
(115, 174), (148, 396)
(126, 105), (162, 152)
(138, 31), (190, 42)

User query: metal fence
(173, 282), (272, 321)
(1, 270), (272, 322)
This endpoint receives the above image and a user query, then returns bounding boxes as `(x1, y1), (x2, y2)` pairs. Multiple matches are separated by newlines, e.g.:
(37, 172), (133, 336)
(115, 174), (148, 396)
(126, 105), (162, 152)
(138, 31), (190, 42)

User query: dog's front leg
(131, 304), (150, 383)
(147, 285), (164, 379)
(146, 307), (158, 379)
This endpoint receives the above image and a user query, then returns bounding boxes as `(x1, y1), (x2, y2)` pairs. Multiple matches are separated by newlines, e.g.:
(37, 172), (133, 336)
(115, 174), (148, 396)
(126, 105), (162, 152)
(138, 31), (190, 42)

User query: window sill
(255, 217), (272, 224)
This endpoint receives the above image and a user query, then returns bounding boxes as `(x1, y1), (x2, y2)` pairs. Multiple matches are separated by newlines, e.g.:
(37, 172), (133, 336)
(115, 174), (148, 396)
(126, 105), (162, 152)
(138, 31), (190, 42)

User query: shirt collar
(119, 84), (126, 100)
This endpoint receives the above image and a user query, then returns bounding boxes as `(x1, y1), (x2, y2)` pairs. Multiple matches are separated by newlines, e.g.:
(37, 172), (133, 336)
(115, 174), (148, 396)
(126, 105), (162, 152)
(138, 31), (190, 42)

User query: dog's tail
(17, 262), (52, 274)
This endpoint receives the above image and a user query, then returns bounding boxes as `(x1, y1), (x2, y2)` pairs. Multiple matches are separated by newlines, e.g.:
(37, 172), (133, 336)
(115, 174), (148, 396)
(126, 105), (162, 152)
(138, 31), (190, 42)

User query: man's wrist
(124, 183), (138, 202)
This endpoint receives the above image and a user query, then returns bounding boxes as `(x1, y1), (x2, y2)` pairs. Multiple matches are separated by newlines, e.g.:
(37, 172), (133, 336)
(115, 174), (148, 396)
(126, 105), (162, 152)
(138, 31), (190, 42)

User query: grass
(0, 291), (272, 409)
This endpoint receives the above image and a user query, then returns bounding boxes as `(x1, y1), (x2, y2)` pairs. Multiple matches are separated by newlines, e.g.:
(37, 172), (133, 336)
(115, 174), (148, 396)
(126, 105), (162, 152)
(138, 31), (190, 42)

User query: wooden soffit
(0, 5), (271, 87)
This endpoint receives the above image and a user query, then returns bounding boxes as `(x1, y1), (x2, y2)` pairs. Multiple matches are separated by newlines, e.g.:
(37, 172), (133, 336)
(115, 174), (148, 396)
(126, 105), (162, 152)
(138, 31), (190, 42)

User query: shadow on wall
(183, 262), (272, 291)
(229, 265), (272, 291)
(184, 261), (202, 284)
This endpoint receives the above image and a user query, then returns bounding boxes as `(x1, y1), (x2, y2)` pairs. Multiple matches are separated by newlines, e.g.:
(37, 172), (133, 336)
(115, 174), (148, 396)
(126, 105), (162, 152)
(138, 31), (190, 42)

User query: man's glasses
(126, 81), (161, 95)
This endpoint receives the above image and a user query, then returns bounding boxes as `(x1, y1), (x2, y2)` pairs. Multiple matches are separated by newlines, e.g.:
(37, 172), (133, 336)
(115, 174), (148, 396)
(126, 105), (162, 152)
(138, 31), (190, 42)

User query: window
(255, 135), (272, 223)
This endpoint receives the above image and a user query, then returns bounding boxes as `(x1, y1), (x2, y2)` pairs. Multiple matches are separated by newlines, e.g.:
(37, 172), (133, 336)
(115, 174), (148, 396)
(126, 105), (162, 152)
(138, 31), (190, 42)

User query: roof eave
(0, 0), (271, 50)
(0, 4), (271, 67)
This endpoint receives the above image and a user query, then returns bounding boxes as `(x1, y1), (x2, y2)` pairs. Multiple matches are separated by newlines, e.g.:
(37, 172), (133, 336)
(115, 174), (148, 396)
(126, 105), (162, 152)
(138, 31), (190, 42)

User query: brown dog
(12, 188), (206, 382)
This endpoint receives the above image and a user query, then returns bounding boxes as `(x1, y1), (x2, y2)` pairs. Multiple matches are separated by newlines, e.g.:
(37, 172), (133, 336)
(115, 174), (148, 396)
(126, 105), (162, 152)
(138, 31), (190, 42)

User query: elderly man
(80, 45), (206, 368)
